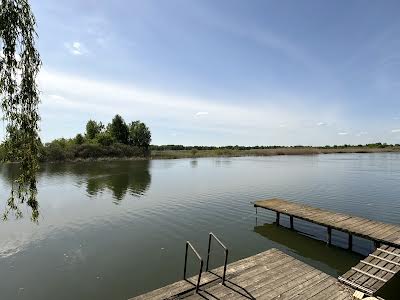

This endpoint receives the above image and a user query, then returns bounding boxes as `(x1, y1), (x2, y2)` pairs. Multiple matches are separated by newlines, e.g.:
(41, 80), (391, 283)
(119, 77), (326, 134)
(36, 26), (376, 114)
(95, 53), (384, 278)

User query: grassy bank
(150, 146), (400, 159)
(2, 143), (399, 163)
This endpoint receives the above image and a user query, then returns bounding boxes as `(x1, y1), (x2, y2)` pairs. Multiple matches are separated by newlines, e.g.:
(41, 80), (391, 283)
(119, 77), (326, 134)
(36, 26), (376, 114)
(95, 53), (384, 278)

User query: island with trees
(0, 115), (152, 162)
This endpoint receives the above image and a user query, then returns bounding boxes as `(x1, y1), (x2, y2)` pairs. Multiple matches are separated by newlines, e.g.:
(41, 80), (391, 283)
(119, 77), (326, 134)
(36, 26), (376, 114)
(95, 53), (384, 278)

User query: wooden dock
(339, 245), (400, 295)
(254, 198), (400, 248)
(130, 248), (355, 300)
(130, 199), (400, 299)
(254, 198), (400, 296)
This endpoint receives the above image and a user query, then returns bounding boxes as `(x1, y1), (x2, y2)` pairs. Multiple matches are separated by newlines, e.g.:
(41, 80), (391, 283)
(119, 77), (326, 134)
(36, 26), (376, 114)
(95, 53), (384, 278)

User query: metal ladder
(183, 232), (229, 293)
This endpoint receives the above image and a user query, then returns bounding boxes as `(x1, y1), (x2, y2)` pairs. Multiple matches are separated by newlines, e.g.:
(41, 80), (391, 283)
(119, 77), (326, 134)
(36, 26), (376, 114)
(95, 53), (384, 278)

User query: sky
(24, 0), (400, 146)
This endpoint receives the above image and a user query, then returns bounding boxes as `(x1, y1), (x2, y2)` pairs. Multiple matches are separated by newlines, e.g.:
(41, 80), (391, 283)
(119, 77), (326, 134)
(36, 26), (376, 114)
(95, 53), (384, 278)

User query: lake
(0, 153), (399, 300)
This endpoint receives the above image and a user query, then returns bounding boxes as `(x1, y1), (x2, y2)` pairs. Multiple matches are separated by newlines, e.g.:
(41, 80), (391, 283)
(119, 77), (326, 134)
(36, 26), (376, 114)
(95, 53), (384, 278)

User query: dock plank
(254, 198), (400, 247)
(130, 249), (354, 300)
(340, 245), (400, 295)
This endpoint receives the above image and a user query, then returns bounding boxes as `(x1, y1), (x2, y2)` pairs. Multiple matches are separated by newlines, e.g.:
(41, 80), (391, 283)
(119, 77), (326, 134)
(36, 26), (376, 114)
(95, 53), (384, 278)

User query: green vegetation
(150, 143), (400, 159)
(1, 115), (152, 162)
(1, 0), (41, 220)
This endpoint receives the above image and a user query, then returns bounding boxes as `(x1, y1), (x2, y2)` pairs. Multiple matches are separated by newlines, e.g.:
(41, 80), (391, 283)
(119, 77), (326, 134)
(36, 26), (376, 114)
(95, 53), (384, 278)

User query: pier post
(276, 212), (280, 226)
(348, 234), (353, 251)
(255, 207), (258, 226)
(327, 227), (332, 245)
(290, 216), (294, 229)
(374, 241), (380, 249)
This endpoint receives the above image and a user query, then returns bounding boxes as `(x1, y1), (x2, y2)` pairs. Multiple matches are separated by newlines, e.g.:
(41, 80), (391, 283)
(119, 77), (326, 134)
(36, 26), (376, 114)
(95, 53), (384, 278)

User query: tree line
(0, 115), (152, 162)
(76, 114), (151, 148)
(150, 142), (400, 151)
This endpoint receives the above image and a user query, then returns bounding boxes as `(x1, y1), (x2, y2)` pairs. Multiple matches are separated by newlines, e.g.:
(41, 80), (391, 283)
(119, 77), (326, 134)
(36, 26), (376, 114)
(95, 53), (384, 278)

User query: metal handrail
(206, 232), (229, 284)
(183, 241), (203, 293)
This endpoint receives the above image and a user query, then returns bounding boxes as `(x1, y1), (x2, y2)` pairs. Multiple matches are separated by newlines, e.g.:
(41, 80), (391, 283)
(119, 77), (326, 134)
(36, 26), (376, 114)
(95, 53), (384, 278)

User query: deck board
(339, 245), (400, 295)
(254, 198), (400, 247)
(129, 249), (354, 300)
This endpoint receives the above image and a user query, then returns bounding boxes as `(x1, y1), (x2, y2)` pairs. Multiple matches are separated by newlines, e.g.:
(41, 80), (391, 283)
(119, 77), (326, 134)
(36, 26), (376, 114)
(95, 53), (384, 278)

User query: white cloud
(316, 122), (327, 126)
(65, 41), (87, 55)
(338, 132), (349, 135)
(37, 69), (343, 144)
(391, 129), (400, 133)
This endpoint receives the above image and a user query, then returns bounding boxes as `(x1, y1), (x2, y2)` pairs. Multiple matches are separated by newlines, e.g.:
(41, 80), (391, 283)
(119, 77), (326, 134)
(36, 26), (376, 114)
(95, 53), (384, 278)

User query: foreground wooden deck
(254, 198), (400, 248)
(130, 248), (355, 300)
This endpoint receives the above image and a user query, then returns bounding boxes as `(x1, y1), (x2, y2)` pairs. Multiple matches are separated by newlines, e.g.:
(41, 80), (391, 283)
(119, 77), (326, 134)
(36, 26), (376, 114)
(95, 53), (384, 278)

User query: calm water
(0, 153), (399, 300)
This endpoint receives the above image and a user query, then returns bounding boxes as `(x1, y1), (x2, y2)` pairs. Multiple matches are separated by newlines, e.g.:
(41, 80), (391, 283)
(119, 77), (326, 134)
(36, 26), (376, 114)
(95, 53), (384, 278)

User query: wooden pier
(130, 248), (355, 300)
(254, 198), (400, 248)
(255, 198), (400, 296)
(130, 199), (400, 299)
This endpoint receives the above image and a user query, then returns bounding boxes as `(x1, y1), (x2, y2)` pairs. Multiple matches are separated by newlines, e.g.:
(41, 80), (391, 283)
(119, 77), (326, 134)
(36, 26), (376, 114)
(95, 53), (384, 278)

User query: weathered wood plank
(130, 249), (354, 300)
(340, 245), (400, 295)
(254, 199), (400, 248)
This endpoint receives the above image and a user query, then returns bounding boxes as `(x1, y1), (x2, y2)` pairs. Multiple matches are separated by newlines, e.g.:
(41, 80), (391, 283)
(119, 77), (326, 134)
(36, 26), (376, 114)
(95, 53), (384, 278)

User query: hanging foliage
(0, 0), (41, 221)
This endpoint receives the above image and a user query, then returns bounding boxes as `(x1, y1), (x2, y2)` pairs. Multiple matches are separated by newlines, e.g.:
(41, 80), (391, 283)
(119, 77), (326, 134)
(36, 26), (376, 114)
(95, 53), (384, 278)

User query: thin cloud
(37, 69), (341, 144)
(65, 41), (87, 55)
(338, 132), (349, 135)
(316, 122), (327, 126)
(356, 131), (368, 136)
(391, 129), (400, 133)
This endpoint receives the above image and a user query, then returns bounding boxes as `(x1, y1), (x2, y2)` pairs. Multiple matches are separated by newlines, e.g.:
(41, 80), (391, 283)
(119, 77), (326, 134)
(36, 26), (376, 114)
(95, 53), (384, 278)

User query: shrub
(44, 142), (66, 161)
(96, 132), (114, 146)
(75, 134), (85, 145)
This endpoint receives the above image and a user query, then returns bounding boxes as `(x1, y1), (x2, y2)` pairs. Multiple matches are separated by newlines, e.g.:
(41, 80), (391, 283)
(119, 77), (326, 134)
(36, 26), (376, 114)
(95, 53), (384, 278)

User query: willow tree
(0, 0), (41, 221)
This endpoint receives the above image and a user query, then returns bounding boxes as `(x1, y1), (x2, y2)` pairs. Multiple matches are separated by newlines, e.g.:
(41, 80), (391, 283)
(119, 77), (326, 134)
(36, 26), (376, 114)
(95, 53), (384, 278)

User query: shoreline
(150, 146), (400, 160)
(2, 147), (399, 165)
(19, 146), (400, 164)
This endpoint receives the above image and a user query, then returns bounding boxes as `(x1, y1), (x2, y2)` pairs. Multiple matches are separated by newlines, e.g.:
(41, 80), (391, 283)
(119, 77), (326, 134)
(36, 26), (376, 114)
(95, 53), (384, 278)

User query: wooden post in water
(255, 207), (258, 226)
(276, 212), (280, 226)
(348, 234), (353, 251)
(327, 227), (332, 245)
(290, 216), (294, 229)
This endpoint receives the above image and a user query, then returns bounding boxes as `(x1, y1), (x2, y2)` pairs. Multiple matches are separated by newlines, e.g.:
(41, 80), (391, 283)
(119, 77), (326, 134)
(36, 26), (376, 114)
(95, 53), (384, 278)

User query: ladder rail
(206, 232), (229, 284)
(183, 241), (203, 293)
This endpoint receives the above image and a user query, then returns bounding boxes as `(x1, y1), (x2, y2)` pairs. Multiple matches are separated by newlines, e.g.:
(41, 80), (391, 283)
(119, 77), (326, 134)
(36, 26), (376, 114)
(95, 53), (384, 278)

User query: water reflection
(0, 160), (152, 202)
(190, 159), (198, 168)
(255, 223), (400, 299)
(214, 158), (232, 167)
(254, 223), (362, 275)
(50, 161), (151, 202)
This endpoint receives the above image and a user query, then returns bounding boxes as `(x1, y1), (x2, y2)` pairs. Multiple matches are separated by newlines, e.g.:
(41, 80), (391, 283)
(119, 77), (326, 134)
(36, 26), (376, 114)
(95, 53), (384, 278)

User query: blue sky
(29, 0), (400, 146)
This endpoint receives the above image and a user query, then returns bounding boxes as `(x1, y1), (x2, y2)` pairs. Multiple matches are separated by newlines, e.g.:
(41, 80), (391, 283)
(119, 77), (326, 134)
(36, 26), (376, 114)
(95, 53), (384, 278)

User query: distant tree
(1, 0), (41, 221)
(108, 115), (129, 144)
(0, 143), (6, 161)
(75, 134), (84, 145)
(128, 121), (151, 149)
(96, 132), (114, 146)
(86, 120), (104, 139)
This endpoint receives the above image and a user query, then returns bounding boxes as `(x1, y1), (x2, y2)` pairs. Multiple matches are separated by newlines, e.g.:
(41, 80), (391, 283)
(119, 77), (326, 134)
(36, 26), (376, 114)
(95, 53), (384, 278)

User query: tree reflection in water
(0, 160), (152, 203)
